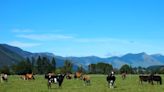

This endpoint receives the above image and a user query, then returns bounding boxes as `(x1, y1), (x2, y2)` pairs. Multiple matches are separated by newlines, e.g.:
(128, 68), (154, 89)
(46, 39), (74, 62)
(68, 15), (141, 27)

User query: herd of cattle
(0, 72), (163, 89)
(139, 74), (162, 85)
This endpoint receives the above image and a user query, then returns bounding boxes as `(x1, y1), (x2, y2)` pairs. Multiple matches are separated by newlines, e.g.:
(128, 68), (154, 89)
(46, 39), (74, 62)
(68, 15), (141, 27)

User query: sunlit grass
(0, 75), (164, 92)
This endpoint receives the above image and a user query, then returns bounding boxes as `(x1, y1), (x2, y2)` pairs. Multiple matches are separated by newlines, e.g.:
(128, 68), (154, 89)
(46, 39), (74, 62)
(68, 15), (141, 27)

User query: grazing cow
(66, 74), (73, 79)
(45, 73), (66, 88)
(21, 73), (35, 80)
(74, 72), (82, 79)
(149, 75), (162, 85)
(121, 72), (127, 80)
(139, 75), (150, 84)
(82, 75), (91, 86)
(106, 71), (116, 88)
(0, 74), (8, 82)
(139, 75), (162, 85)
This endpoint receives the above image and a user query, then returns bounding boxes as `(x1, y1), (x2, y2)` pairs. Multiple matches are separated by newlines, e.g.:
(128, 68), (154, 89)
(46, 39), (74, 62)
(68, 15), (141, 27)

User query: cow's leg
(87, 80), (91, 86)
(110, 80), (113, 88)
(48, 82), (51, 89)
(150, 80), (153, 85)
(107, 81), (110, 88)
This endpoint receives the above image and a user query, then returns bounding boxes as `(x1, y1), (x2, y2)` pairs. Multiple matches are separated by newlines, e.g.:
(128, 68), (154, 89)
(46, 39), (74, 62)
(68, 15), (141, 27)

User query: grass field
(0, 75), (164, 92)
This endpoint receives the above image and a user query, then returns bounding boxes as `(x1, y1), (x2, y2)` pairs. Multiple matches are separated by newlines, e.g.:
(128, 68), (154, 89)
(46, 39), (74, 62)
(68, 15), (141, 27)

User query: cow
(74, 72), (82, 79)
(121, 72), (127, 80)
(82, 75), (91, 86)
(66, 73), (73, 80)
(45, 73), (66, 88)
(139, 74), (162, 85)
(149, 74), (162, 85)
(0, 74), (8, 82)
(21, 73), (35, 80)
(139, 75), (150, 84)
(106, 71), (116, 88)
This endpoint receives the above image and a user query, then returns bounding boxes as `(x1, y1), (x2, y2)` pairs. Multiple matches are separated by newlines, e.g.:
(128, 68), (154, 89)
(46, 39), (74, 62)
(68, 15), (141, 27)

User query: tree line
(0, 56), (80, 75)
(0, 56), (164, 74)
(0, 56), (56, 74)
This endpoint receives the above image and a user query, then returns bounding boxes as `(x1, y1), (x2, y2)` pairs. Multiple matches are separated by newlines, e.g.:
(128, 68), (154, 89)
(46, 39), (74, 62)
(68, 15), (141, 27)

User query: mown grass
(0, 75), (164, 92)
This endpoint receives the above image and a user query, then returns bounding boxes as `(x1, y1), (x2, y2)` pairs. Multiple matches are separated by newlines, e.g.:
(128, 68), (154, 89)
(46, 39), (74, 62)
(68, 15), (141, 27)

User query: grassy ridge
(0, 75), (164, 92)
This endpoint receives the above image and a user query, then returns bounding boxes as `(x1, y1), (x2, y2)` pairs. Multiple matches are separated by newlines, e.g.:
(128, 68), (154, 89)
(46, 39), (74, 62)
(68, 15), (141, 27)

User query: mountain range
(0, 44), (164, 69)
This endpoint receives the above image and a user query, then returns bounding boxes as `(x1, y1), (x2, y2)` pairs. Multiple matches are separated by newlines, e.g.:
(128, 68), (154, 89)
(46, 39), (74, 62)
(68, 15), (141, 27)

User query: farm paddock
(0, 75), (164, 92)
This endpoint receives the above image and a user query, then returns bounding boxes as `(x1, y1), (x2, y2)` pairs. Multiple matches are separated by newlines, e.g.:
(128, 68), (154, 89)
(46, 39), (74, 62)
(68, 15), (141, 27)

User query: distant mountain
(68, 52), (163, 68)
(1, 44), (32, 58)
(147, 65), (164, 71)
(0, 44), (25, 67)
(119, 52), (162, 67)
(151, 54), (164, 63)
(0, 44), (164, 69)
(0, 44), (65, 67)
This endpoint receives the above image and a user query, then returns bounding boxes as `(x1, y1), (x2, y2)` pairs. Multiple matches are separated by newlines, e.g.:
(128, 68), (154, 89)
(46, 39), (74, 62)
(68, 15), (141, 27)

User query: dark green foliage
(36, 56), (54, 74)
(88, 62), (113, 74)
(88, 64), (96, 74)
(51, 57), (56, 72)
(12, 59), (32, 74)
(63, 59), (73, 73)
(0, 65), (11, 74)
(119, 64), (132, 74)
(9, 56), (57, 74)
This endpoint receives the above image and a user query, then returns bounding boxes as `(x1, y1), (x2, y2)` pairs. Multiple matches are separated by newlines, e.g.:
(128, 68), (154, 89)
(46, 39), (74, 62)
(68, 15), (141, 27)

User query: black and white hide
(45, 73), (65, 88)
(106, 72), (116, 88)
(0, 74), (8, 82)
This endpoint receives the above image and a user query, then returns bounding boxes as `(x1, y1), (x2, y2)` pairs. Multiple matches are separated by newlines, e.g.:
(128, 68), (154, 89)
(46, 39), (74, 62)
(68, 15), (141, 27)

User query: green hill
(0, 44), (24, 67)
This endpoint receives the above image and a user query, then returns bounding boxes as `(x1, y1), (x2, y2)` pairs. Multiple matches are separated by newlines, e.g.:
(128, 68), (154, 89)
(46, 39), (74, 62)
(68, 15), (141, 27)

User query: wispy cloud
(8, 41), (41, 48)
(12, 29), (33, 33)
(74, 38), (131, 44)
(17, 34), (74, 41)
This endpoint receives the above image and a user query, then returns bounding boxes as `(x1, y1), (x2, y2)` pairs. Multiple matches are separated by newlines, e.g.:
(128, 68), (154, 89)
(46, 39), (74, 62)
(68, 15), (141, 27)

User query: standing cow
(45, 73), (66, 88)
(0, 74), (8, 82)
(139, 74), (162, 85)
(106, 71), (116, 88)
(74, 72), (82, 79)
(82, 75), (91, 86)
(20, 73), (35, 80)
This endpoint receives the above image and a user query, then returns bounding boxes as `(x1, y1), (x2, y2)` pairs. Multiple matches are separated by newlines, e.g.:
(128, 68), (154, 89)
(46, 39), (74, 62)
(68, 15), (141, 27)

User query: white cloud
(8, 41), (41, 48)
(74, 38), (131, 44)
(17, 34), (74, 41)
(12, 29), (33, 33)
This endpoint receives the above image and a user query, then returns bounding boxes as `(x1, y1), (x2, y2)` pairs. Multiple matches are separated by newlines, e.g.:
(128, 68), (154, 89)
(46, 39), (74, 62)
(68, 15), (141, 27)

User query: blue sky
(0, 0), (164, 57)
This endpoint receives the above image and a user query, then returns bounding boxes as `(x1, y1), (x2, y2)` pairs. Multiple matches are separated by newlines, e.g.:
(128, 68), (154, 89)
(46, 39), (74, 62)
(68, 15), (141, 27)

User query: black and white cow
(0, 74), (8, 82)
(45, 73), (66, 88)
(106, 71), (116, 88)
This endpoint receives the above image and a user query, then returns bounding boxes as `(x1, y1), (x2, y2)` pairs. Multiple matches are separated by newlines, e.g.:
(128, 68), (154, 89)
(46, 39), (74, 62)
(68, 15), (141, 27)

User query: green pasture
(0, 75), (164, 92)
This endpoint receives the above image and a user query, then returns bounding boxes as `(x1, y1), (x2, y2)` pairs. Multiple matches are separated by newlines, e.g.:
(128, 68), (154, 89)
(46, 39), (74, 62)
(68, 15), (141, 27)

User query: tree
(26, 57), (33, 73)
(63, 60), (73, 73)
(88, 64), (96, 74)
(96, 62), (113, 74)
(36, 56), (43, 74)
(159, 67), (164, 74)
(31, 57), (37, 74)
(120, 64), (132, 74)
(36, 56), (53, 74)
(51, 57), (56, 72)
(13, 59), (32, 75)
(0, 65), (11, 74)
(104, 64), (113, 74)
(88, 63), (113, 74)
